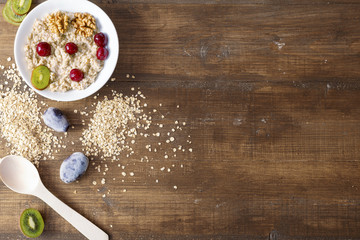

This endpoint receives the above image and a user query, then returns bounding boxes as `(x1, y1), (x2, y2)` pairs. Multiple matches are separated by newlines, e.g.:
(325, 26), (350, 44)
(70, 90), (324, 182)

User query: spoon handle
(34, 182), (108, 240)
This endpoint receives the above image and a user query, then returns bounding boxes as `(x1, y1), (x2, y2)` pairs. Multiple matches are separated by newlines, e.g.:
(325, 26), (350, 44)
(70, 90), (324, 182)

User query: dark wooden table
(1, 0), (360, 239)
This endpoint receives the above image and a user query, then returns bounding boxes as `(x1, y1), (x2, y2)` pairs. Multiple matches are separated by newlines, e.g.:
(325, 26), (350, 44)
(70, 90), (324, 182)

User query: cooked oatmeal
(24, 11), (104, 92)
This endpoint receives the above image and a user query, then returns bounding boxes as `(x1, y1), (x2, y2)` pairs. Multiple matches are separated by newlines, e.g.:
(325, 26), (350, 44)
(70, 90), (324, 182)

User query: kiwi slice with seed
(20, 208), (44, 238)
(2, 1), (20, 26)
(3, 0), (26, 24)
(2, 7), (20, 26)
(31, 65), (50, 90)
(12, 0), (32, 15)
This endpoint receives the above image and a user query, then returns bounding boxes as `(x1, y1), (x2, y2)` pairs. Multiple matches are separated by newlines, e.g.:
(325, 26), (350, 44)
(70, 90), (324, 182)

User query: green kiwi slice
(12, 0), (32, 15)
(31, 65), (50, 90)
(3, 0), (26, 24)
(2, 1), (19, 26)
(20, 208), (44, 238)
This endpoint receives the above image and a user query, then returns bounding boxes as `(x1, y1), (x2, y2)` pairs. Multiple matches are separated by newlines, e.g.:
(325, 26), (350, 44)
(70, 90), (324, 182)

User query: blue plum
(43, 107), (69, 132)
(60, 152), (89, 183)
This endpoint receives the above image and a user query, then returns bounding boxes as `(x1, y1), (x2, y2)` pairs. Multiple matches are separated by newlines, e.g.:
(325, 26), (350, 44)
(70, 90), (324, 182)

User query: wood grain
(1, 1), (360, 239)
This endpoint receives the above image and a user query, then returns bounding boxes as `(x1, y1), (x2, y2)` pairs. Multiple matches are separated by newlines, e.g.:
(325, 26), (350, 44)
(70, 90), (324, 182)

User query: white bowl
(14, 0), (119, 102)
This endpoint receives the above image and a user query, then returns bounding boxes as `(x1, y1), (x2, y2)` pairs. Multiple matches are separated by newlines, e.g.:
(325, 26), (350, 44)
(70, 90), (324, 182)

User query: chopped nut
(71, 12), (96, 37)
(47, 11), (70, 34)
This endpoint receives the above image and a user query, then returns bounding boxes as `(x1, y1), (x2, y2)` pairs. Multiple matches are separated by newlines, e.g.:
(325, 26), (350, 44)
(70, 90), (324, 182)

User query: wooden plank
(0, 1), (360, 239)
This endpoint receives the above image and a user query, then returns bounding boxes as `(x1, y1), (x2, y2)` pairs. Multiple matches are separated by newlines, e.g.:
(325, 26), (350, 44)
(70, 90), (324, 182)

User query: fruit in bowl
(31, 65), (50, 90)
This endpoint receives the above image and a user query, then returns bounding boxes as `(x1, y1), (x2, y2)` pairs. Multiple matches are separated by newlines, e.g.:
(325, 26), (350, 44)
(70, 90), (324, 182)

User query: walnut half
(71, 12), (96, 38)
(47, 11), (69, 34)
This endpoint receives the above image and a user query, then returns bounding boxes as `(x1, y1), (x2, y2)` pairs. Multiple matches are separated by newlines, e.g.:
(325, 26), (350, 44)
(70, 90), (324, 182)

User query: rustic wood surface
(1, 0), (360, 239)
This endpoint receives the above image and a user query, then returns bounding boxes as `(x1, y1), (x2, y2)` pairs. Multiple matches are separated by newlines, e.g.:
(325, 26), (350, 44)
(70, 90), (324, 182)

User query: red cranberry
(96, 47), (109, 60)
(36, 42), (51, 57)
(65, 42), (78, 55)
(94, 32), (108, 47)
(69, 69), (84, 82)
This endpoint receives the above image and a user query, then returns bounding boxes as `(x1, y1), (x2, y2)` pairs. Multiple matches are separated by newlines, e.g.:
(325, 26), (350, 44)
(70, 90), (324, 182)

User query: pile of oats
(0, 61), (61, 165)
(81, 90), (151, 158)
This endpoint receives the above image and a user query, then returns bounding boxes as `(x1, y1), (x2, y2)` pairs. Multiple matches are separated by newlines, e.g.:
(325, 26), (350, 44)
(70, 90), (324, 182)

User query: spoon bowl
(0, 155), (40, 194)
(0, 155), (108, 240)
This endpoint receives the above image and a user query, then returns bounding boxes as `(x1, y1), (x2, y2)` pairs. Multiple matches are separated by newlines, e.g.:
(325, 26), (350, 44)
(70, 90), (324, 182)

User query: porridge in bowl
(24, 11), (109, 92)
